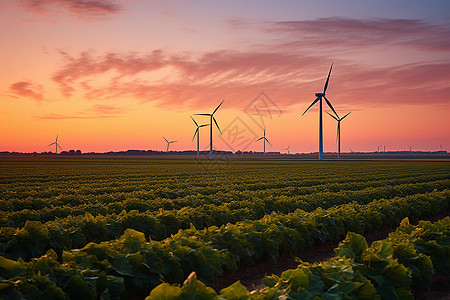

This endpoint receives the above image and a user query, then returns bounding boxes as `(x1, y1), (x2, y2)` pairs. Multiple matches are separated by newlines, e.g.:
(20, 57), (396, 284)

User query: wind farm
(1, 1), (449, 299)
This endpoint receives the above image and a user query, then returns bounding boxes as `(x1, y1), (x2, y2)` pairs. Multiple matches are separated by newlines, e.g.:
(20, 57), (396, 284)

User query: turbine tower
(326, 111), (351, 159)
(284, 145), (291, 155)
(377, 145), (382, 152)
(191, 116), (209, 156)
(302, 63), (338, 160)
(408, 145), (414, 155)
(163, 136), (177, 153)
(195, 100), (224, 159)
(48, 135), (62, 154)
(255, 126), (272, 155)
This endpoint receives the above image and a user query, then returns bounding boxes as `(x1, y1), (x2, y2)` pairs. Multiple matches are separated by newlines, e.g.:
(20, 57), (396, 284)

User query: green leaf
(146, 283), (182, 300)
(220, 281), (250, 300)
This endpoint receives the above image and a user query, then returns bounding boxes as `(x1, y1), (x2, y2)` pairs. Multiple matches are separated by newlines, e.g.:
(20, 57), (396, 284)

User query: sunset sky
(1, 0), (449, 153)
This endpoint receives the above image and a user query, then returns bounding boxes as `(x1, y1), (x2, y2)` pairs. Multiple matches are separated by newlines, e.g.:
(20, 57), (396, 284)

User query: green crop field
(0, 158), (449, 299)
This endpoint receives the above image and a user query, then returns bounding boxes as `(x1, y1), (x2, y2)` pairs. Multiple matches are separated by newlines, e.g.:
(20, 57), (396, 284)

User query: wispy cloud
(49, 48), (450, 110)
(263, 18), (450, 52)
(10, 81), (45, 102)
(37, 104), (126, 119)
(18, 0), (122, 20)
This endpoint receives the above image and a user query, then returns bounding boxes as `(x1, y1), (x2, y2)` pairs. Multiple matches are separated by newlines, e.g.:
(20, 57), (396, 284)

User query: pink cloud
(49, 49), (450, 111)
(10, 81), (45, 102)
(18, 0), (122, 20)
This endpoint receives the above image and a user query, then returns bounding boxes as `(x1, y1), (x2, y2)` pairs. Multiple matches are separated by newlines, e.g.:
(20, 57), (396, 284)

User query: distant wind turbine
(284, 145), (291, 155)
(195, 100), (224, 159)
(326, 111), (351, 159)
(408, 145), (414, 155)
(191, 116), (209, 156)
(48, 135), (62, 154)
(384, 145), (386, 152)
(302, 63), (338, 160)
(163, 136), (177, 153)
(377, 145), (382, 152)
(255, 126), (272, 155)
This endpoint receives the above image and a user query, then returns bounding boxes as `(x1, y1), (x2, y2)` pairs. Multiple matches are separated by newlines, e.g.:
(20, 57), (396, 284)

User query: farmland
(0, 158), (449, 299)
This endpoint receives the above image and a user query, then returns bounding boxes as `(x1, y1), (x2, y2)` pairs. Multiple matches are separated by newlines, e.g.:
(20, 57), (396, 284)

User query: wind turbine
(408, 145), (414, 155)
(191, 116), (209, 156)
(377, 145), (382, 152)
(302, 63), (338, 160)
(195, 100), (224, 159)
(48, 135), (62, 154)
(284, 145), (291, 155)
(326, 111), (351, 159)
(163, 136), (177, 153)
(255, 126), (272, 155)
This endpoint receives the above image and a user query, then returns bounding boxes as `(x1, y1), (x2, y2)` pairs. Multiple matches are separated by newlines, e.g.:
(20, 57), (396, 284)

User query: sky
(1, 0), (449, 153)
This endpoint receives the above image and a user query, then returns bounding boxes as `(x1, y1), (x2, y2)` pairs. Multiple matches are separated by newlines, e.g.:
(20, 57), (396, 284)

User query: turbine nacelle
(315, 92), (325, 97)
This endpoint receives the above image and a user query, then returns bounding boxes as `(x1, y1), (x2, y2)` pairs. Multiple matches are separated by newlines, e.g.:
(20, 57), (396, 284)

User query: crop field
(0, 158), (449, 299)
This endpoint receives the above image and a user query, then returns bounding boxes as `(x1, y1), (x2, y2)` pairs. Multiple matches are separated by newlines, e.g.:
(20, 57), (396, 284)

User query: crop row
(1, 213), (448, 300)
(146, 216), (450, 300)
(0, 180), (448, 252)
(0, 189), (448, 299)
(1, 174), (448, 229)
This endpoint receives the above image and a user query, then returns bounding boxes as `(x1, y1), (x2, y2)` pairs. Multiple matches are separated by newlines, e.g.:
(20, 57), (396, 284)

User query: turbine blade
(213, 117), (222, 134)
(171, 141), (177, 143)
(341, 112), (351, 120)
(287, 145), (290, 149)
(194, 113), (211, 116)
(302, 97), (320, 116)
(190, 115), (198, 127)
(192, 128), (199, 141)
(323, 95), (338, 117)
(255, 137), (264, 142)
(199, 124), (209, 128)
(57, 144), (62, 150)
(48, 142), (55, 146)
(325, 110), (338, 120)
(323, 63), (333, 93)
(265, 138), (272, 146)
(264, 126), (266, 136)
(163, 136), (168, 143)
(212, 99), (225, 115)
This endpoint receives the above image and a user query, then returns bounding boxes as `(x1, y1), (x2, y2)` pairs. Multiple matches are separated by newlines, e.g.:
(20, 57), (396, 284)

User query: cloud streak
(18, 0), (122, 20)
(10, 81), (45, 102)
(37, 104), (126, 119)
(49, 48), (450, 110)
(264, 18), (450, 52)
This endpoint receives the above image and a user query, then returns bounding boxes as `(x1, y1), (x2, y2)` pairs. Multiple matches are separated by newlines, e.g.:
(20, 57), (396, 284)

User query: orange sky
(1, 1), (449, 153)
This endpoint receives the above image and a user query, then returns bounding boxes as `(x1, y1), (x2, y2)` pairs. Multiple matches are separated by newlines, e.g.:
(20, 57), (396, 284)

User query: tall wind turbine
(326, 111), (351, 159)
(255, 126), (272, 155)
(195, 100), (224, 159)
(302, 63), (338, 160)
(163, 136), (177, 153)
(48, 135), (62, 154)
(408, 145), (414, 155)
(191, 116), (209, 156)
(284, 145), (291, 155)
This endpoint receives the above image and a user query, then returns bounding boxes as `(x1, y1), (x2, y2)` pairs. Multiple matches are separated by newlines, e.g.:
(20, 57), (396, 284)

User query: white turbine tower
(191, 116), (209, 156)
(163, 136), (177, 153)
(302, 63), (338, 160)
(255, 126), (272, 155)
(284, 145), (291, 155)
(195, 100), (224, 160)
(326, 111), (351, 159)
(48, 135), (62, 154)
